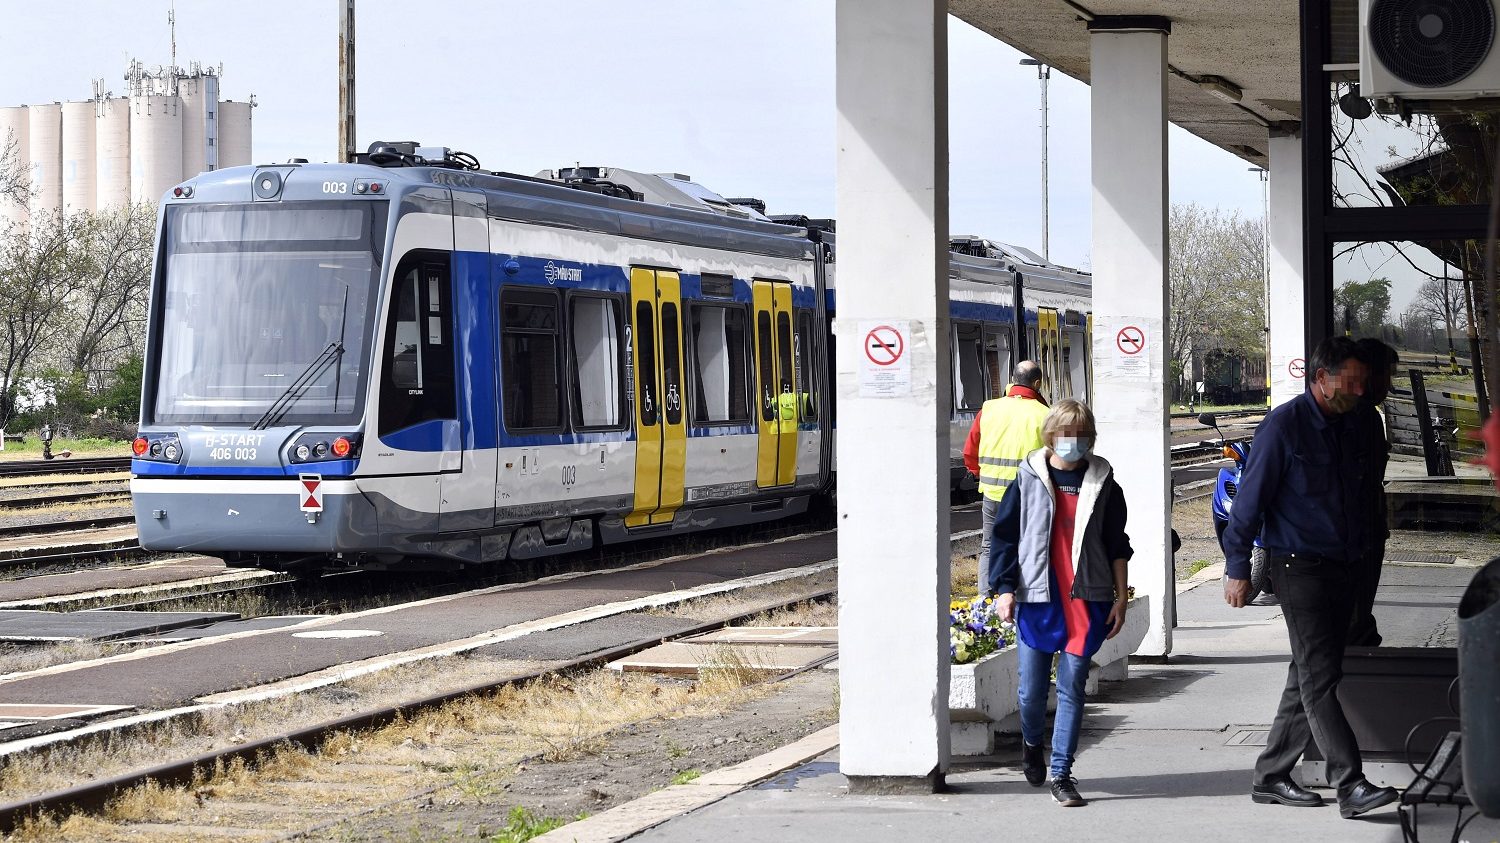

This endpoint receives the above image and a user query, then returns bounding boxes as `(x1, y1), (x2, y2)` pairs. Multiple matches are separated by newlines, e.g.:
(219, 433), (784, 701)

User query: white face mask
(1054, 437), (1090, 462)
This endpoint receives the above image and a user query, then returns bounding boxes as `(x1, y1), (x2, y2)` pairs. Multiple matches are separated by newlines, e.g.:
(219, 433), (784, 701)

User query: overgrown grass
(0, 437), (130, 461)
(670, 769), (702, 786)
(488, 806), (578, 843)
(1185, 559), (1214, 578)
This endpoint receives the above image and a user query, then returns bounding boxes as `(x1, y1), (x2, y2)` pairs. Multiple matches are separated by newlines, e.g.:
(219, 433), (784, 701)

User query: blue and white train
(130, 144), (1091, 571)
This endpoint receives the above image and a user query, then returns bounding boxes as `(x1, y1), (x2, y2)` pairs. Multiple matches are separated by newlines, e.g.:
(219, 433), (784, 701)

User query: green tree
(1334, 278), (1392, 338)
(1168, 203), (1267, 396)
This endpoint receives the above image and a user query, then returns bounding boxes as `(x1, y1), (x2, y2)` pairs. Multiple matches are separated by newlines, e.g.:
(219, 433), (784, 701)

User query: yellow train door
(753, 279), (798, 488)
(626, 268), (687, 528)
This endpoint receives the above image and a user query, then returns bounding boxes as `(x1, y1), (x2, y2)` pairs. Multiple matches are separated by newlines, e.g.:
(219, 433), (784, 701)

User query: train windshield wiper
(250, 340), (345, 431)
(251, 288), (351, 431)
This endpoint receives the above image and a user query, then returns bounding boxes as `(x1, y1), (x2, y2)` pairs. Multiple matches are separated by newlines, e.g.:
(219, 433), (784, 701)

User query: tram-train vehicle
(130, 143), (1092, 571)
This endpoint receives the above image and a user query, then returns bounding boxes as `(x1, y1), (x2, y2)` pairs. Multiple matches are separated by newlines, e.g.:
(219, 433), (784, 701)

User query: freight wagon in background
(1183, 343), (1268, 405)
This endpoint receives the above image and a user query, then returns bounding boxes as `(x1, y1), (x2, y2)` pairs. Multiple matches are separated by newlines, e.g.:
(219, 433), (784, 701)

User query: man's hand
(1224, 577), (1252, 608)
(1105, 598), (1127, 639)
(996, 592), (1016, 624)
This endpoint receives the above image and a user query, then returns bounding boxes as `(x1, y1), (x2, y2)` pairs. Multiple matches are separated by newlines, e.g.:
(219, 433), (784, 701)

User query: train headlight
(295, 444), (311, 461)
(332, 437), (352, 458)
(314, 442), (328, 457)
(133, 437), (149, 456)
(163, 443), (180, 462)
(150, 442), (162, 457)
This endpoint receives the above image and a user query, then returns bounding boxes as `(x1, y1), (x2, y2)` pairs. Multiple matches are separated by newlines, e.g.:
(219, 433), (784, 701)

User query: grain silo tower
(27, 102), (62, 219)
(95, 94), (130, 211)
(61, 100), (96, 214)
(0, 57), (254, 227)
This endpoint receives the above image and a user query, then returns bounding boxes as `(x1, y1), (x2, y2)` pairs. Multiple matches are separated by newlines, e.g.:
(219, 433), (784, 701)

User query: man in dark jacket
(1223, 336), (1398, 819)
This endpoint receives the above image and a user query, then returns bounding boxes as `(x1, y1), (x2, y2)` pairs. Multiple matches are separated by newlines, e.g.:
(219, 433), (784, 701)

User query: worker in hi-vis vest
(962, 360), (1049, 590)
(777, 390), (800, 434)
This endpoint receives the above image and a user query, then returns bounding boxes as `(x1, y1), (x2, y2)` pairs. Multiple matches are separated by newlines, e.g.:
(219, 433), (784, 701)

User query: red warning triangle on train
(302, 479), (320, 495)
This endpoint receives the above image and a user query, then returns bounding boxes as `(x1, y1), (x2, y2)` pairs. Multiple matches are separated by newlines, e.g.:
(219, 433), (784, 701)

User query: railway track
(0, 574), (838, 833)
(0, 456), (131, 479)
(0, 488), (131, 511)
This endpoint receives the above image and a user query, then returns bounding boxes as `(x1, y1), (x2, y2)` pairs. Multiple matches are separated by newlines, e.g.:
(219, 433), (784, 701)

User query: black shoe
(1051, 775), (1086, 807)
(1251, 776), (1324, 807)
(1022, 742), (1045, 787)
(1338, 780), (1399, 818)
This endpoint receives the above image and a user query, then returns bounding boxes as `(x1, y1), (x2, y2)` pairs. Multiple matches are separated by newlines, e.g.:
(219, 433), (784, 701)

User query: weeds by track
(0, 458), (131, 479)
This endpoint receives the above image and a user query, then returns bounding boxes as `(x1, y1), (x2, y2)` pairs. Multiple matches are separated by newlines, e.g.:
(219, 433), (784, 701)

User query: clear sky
(0, 1), (1266, 275)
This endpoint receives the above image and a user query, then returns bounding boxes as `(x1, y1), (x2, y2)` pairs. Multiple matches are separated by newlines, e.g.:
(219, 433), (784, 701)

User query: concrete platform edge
(530, 724), (841, 843)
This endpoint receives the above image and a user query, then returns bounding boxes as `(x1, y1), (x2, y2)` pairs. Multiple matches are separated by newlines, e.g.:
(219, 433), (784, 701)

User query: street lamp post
(1019, 58), (1050, 261)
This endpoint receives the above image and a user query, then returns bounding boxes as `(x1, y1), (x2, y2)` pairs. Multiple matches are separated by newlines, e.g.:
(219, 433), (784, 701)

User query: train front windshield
(150, 201), (388, 426)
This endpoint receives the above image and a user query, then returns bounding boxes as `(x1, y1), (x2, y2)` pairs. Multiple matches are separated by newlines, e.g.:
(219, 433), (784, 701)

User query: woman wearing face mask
(985, 398), (1133, 808)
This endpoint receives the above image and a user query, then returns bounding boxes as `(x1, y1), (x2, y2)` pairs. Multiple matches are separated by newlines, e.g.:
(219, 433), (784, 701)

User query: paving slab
(130, 615), (324, 642)
(0, 557), (260, 605)
(0, 524), (137, 559)
(0, 609), (239, 642)
(686, 626), (838, 645)
(631, 561), (1500, 843)
(609, 642), (837, 675)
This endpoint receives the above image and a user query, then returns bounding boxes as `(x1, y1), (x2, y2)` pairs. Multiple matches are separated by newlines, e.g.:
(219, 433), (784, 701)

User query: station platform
(597, 561), (1500, 843)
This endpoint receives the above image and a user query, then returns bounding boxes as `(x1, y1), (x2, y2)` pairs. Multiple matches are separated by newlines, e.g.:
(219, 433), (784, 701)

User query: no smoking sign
(857, 320), (912, 398)
(864, 325), (904, 366)
(1288, 358), (1305, 379)
(1116, 325), (1145, 355)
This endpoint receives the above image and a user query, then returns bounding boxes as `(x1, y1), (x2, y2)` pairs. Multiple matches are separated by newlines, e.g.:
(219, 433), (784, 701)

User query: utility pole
(339, 0), (356, 163)
(1019, 59), (1050, 260)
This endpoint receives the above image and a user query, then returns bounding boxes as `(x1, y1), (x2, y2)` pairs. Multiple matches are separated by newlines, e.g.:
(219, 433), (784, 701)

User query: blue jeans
(1018, 639), (1091, 779)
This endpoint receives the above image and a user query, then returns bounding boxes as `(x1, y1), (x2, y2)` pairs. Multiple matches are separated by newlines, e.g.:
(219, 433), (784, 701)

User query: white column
(1089, 18), (1173, 657)
(835, 0), (951, 791)
(1267, 130), (1306, 408)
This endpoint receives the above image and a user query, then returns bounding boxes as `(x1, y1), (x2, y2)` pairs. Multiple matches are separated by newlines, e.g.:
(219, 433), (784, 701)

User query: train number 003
(321, 181), (349, 194)
(209, 447), (257, 461)
(561, 465), (577, 487)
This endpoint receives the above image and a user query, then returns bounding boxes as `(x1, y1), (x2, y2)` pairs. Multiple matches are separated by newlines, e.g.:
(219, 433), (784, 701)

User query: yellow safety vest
(777, 392), (798, 434)
(976, 395), (1049, 502)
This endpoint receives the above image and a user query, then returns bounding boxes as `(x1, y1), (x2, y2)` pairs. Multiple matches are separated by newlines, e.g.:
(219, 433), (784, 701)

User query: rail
(0, 457), (132, 479)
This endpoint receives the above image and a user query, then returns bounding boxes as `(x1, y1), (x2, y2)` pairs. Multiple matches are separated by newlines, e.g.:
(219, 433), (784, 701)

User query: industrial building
(0, 59), (253, 228)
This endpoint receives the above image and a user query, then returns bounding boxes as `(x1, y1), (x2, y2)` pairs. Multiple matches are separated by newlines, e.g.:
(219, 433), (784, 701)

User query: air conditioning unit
(1360, 0), (1500, 99)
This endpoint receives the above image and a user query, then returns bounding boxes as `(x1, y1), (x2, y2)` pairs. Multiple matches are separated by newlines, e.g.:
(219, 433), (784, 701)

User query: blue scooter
(1198, 413), (1272, 602)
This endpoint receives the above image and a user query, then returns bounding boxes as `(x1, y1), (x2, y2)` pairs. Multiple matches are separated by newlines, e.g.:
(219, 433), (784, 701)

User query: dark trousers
(1347, 547), (1384, 647)
(1254, 553), (1365, 792)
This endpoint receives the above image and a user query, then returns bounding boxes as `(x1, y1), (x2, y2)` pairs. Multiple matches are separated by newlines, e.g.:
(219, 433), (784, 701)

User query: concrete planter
(948, 644), (1019, 756)
(946, 595), (1149, 756)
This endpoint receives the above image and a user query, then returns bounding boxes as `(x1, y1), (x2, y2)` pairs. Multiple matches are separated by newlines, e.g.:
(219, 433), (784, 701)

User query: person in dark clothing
(1349, 338), (1397, 646)
(1223, 336), (1398, 819)
(987, 399), (1132, 808)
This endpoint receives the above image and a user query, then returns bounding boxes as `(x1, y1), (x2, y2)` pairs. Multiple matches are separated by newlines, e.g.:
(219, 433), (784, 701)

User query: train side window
(379, 252), (454, 435)
(688, 304), (750, 425)
(500, 288), (563, 431)
(985, 326), (1012, 397)
(775, 312), (795, 408)
(756, 312), (775, 422)
(795, 310), (816, 420)
(661, 302), (683, 426)
(635, 301), (658, 427)
(954, 321), (986, 410)
(569, 296), (624, 429)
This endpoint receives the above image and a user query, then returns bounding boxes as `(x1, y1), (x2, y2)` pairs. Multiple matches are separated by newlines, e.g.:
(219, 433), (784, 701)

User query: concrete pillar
(835, 0), (951, 791)
(1267, 129), (1306, 408)
(1088, 17), (1173, 657)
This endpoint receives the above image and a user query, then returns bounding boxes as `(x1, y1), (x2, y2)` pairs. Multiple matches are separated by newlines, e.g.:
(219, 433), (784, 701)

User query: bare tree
(0, 212), (90, 427)
(1406, 276), (1469, 335)
(1169, 203), (1267, 391)
(0, 129), (29, 210)
(64, 203), (156, 386)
